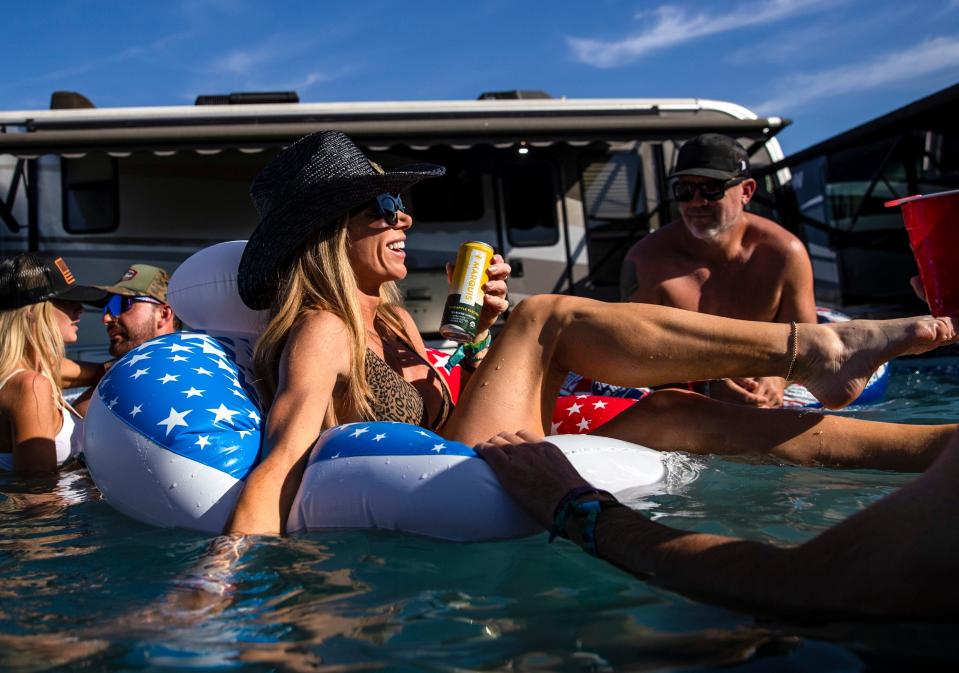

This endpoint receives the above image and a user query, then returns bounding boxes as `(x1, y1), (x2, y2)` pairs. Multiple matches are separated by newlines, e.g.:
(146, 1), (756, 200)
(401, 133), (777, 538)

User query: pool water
(1, 360), (957, 672)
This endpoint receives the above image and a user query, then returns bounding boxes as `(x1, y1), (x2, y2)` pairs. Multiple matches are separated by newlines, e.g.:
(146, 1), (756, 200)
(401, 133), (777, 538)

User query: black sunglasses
(349, 193), (408, 226)
(671, 177), (745, 203)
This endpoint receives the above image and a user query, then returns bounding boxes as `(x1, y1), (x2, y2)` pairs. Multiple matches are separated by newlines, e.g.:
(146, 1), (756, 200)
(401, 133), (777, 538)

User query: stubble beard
(108, 324), (156, 357)
(683, 215), (735, 243)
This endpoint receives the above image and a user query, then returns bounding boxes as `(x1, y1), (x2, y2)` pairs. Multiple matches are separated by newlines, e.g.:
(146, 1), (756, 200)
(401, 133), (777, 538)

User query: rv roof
(0, 97), (787, 158)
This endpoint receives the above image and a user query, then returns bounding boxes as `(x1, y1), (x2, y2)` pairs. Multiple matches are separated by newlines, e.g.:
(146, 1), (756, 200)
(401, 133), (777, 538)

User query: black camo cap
(0, 253), (106, 310)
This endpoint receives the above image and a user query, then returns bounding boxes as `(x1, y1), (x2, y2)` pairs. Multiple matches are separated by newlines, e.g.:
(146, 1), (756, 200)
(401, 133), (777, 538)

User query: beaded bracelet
(549, 486), (625, 556)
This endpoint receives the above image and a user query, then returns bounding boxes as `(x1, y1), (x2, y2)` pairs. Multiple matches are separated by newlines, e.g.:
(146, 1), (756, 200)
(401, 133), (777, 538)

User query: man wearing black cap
(621, 133), (816, 407)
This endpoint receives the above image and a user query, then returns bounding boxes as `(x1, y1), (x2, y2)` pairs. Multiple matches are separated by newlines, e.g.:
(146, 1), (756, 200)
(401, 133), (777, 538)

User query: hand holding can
(478, 254), (511, 334)
(440, 241), (494, 342)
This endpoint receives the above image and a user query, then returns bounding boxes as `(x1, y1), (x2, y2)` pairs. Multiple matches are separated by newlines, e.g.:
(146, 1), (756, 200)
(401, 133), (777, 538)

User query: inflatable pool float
(83, 332), (261, 532)
(83, 242), (669, 537)
(288, 421), (665, 540)
(82, 333), (667, 538)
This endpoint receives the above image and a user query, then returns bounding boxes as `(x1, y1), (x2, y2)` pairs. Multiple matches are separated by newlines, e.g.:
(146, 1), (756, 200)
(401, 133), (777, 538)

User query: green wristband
(446, 331), (492, 370)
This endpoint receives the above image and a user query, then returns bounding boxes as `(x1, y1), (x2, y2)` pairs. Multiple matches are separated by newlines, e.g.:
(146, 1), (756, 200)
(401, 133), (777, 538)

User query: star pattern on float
(308, 422), (474, 466)
(550, 395), (639, 435)
(96, 332), (262, 477)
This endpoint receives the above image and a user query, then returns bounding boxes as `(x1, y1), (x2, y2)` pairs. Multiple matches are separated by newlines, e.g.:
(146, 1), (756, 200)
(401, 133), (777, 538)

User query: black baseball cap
(671, 133), (750, 181)
(0, 253), (107, 310)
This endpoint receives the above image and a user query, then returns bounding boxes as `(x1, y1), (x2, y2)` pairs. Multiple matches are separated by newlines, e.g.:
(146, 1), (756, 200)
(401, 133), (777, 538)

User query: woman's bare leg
(596, 389), (957, 472)
(442, 295), (955, 445)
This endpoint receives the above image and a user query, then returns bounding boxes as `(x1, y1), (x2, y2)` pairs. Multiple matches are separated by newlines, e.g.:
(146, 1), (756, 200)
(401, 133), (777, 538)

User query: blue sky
(3, 0), (958, 153)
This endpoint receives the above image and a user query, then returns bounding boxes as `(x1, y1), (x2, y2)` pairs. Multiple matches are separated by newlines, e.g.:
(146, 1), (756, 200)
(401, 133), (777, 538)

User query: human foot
(794, 316), (956, 409)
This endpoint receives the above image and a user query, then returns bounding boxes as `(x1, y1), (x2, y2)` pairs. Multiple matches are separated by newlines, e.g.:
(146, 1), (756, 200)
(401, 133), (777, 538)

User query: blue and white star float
(83, 332), (262, 533)
(288, 421), (668, 541)
(288, 421), (542, 540)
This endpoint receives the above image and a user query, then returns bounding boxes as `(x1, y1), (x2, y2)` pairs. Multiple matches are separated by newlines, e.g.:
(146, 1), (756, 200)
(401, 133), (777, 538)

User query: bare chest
(659, 264), (783, 321)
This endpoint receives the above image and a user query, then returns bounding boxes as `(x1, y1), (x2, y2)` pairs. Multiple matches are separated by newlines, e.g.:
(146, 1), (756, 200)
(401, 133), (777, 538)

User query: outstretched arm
(476, 429), (959, 619)
(59, 357), (111, 389)
(225, 312), (350, 536)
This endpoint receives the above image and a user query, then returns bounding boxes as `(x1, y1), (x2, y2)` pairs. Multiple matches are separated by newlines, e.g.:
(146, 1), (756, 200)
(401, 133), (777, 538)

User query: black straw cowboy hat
(238, 131), (445, 310)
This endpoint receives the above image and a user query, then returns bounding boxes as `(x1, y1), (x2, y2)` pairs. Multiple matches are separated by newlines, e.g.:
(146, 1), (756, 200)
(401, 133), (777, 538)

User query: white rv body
(0, 95), (788, 355)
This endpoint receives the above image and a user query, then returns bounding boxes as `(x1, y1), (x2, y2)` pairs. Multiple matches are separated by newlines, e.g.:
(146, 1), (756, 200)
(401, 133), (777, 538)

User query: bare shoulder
(625, 222), (683, 262)
(745, 213), (809, 260)
(284, 310), (352, 375)
(392, 306), (428, 351)
(621, 224), (685, 301)
(6, 370), (53, 399)
(290, 310), (350, 341)
(392, 305), (418, 332)
(0, 370), (56, 417)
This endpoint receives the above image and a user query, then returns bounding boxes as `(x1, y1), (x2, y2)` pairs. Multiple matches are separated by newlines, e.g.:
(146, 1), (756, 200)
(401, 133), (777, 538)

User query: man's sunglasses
(103, 294), (162, 318)
(349, 193), (407, 226)
(671, 177), (745, 203)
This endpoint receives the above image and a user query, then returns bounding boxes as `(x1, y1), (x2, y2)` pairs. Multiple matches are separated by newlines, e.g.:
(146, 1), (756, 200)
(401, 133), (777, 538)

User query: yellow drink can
(440, 240), (494, 342)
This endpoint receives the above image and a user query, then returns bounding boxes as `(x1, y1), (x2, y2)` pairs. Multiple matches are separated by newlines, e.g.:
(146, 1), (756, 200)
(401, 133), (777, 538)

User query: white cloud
(726, 4), (913, 66)
(200, 35), (342, 96)
(754, 35), (959, 113)
(241, 70), (337, 94)
(210, 38), (303, 75)
(566, 0), (834, 68)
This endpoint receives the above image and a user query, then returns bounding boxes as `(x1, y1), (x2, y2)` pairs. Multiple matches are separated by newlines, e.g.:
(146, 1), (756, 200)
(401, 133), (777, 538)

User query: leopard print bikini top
(364, 345), (453, 432)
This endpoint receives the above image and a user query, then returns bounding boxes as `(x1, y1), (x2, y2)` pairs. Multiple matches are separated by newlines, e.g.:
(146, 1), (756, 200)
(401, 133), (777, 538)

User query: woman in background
(0, 253), (106, 474)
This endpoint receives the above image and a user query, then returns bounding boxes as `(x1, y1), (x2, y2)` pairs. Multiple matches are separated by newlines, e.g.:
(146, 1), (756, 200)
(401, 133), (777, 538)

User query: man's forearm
(60, 358), (109, 388)
(577, 507), (809, 616)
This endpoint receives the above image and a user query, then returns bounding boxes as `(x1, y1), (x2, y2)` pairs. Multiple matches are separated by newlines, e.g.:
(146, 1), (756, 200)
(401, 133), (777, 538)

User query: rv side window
(502, 161), (558, 247)
(411, 167), (484, 222)
(580, 151), (647, 287)
(581, 151), (645, 220)
(61, 155), (118, 233)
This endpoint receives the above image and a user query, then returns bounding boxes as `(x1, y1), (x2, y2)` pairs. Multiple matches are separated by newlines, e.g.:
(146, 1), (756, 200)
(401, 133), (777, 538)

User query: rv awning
(0, 98), (789, 158)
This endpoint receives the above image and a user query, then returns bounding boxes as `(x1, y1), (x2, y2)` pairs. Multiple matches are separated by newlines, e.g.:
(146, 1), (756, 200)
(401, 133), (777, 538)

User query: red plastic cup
(886, 189), (959, 317)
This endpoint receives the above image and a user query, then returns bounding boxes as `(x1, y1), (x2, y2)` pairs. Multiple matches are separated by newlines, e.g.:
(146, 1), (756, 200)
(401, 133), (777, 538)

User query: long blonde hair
(253, 219), (410, 427)
(0, 301), (65, 408)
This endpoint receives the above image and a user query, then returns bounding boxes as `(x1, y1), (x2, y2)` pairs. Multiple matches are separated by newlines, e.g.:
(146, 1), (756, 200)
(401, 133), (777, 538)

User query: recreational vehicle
(753, 82), (959, 313)
(0, 91), (789, 354)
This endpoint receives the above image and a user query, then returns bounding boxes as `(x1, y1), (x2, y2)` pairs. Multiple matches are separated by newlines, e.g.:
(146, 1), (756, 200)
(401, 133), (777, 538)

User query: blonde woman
(0, 253), (106, 474)
(226, 131), (955, 536)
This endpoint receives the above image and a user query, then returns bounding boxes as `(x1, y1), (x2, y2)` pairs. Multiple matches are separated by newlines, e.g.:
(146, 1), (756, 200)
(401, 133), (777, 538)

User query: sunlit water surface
(1, 360), (957, 672)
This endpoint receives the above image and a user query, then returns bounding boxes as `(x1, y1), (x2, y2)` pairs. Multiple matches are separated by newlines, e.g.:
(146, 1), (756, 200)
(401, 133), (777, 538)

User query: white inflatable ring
(166, 240), (265, 339)
(288, 421), (666, 541)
